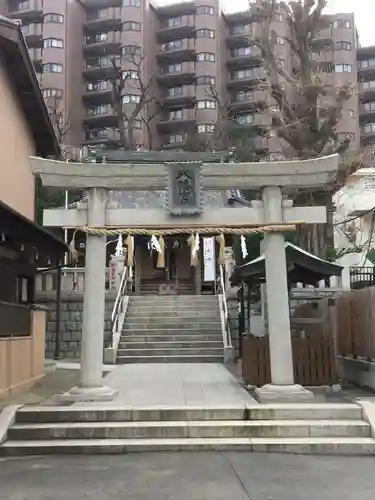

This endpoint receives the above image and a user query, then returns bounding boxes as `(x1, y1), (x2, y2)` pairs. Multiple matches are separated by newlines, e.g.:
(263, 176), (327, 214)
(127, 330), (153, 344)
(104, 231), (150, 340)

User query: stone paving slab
(75, 363), (257, 407)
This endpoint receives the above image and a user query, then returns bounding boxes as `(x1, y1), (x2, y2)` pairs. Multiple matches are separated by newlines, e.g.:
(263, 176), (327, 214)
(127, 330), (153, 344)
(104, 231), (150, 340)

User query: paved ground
(78, 363), (257, 407)
(0, 452), (374, 500)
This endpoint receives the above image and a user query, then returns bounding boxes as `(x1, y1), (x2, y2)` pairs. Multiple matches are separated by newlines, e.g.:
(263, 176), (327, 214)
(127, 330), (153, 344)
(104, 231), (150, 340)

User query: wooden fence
(335, 287), (375, 360)
(242, 336), (336, 386)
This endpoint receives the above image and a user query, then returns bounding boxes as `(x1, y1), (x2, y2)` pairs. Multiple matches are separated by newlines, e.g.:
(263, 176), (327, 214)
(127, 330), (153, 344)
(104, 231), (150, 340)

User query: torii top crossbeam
(31, 154), (340, 191)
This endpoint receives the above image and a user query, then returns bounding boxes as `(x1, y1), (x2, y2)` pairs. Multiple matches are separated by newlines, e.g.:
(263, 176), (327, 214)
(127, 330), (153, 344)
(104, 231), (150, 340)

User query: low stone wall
(35, 293), (115, 359)
(338, 356), (375, 391)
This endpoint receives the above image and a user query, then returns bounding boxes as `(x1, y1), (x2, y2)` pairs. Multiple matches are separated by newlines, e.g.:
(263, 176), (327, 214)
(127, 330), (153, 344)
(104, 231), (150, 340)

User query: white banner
(203, 237), (216, 282)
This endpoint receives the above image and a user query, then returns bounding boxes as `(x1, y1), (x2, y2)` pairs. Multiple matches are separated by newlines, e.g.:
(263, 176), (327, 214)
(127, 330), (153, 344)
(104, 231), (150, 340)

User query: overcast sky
(154, 0), (374, 47)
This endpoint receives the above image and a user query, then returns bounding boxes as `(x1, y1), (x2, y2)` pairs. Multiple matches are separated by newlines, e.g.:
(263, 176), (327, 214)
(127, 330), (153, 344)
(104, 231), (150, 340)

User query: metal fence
(350, 266), (375, 290)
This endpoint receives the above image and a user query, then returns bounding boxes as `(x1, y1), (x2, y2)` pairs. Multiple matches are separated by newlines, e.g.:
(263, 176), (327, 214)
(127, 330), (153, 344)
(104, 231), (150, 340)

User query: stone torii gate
(31, 154), (339, 402)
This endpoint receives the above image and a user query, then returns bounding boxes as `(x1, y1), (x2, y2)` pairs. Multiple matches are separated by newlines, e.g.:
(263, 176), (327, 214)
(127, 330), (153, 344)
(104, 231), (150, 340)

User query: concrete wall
(36, 293), (115, 359)
(0, 309), (46, 400)
(0, 60), (35, 220)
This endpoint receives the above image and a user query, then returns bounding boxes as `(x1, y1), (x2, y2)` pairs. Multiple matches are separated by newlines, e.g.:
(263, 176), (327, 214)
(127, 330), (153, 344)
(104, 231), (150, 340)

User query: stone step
(7, 420), (370, 441)
(116, 347), (224, 357)
(130, 295), (217, 302)
(118, 341), (223, 350)
(2, 437), (375, 456)
(121, 328), (222, 336)
(14, 406), (248, 424)
(122, 322), (221, 331)
(120, 334), (223, 342)
(116, 355), (223, 363)
(125, 311), (220, 319)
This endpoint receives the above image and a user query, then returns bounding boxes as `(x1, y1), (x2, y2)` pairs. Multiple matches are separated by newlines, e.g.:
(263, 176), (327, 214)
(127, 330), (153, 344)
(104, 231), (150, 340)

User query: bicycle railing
(218, 264), (233, 351)
(110, 265), (129, 353)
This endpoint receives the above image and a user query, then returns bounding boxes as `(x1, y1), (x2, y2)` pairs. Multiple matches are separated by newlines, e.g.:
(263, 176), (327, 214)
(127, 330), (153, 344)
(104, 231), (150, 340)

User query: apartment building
(0, 0), (372, 158)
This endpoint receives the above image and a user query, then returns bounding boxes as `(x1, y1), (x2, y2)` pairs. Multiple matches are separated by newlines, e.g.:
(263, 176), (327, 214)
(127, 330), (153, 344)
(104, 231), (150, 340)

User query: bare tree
(248, 0), (362, 256)
(109, 53), (159, 150)
(45, 93), (72, 146)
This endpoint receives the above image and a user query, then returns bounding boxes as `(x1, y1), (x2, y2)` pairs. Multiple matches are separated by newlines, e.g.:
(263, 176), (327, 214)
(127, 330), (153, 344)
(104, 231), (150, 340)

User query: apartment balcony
(81, 0), (122, 7)
(84, 30), (121, 56)
(85, 6), (121, 32)
(231, 112), (268, 133)
(156, 110), (196, 133)
(83, 80), (112, 104)
(161, 138), (187, 150)
(7, 0), (43, 23)
(359, 81), (375, 101)
(227, 67), (264, 90)
(226, 46), (262, 69)
(158, 86), (196, 108)
(82, 127), (120, 146)
(156, 1), (195, 18)
(358, 59), (375, 79)
(157, 17), (195, 43)
(28, 47), (42, 73)
(83, 104), (117, 127)
(157, 38), (195, 63)
(361, 123), (375, 145)
(156, 62), (195, 86)
(311, 27), (334, 47)
(226, 26), (253, 49)
(360, 102), (375, 122)
(83, 55), (120, 79)
(229, 90), (267, 113)
(21, 22), (42, 47)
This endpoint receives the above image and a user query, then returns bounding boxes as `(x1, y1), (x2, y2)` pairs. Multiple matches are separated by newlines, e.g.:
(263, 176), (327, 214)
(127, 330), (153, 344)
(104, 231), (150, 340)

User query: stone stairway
(1, 404), (375, 456)
(116, 295), (224, 363)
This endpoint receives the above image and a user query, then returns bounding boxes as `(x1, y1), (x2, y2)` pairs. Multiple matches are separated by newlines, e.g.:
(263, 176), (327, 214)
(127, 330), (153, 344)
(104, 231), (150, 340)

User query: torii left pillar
(61, 188), (118, 402)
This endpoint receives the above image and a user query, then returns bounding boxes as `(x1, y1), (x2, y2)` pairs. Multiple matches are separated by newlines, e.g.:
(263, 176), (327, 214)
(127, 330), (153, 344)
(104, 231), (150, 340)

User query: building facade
(0, 0), (373, 160)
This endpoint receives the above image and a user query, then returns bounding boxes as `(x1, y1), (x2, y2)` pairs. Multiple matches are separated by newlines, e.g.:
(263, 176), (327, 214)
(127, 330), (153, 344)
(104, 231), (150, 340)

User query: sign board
(203, 237), (216, 282)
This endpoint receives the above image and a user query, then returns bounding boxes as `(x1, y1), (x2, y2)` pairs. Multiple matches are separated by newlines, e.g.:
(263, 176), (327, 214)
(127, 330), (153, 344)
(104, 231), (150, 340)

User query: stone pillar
(60, 188), (118, 402)
(255, 187), (313, 402)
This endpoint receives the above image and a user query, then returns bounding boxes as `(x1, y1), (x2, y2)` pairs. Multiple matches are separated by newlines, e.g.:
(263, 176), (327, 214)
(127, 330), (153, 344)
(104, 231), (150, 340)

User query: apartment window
(43, 63), (63, 73)
(196, 29), (215, 39)
(363, 177), (375, 189)
(230, 24), (251, 35)
(197, 100), (216, 109)
(359, 59), (375, 70)
(162, 63), (182, 74)
(87, 128), (110, 140)
(335, 64), (352, 73)
(235, 91), (254, 102)
(236, 114), (254, 125)
(160, 39), (183, 52)
(348, 109), (355, 118)
(169, 109), (184, 120)
(196, 75), (215, 86)
(86, 56), (115, 68)
(197, 52), (215, 62)
(230, 68), (256, 80)
(196, 5), (214, 15)
(167, 17), (182, 27)
(16, 1), (29, 11)
(230, 46), (252, 57)
(42, 88), (63, 99)
(86, 9), (109, 22)
(332, 19), (352, 29)
(197, 123), (214, 133)
(123, 94), (141, 104)
(43, 38), (64, 49)
(87, 104), (109, 116)
(123, 0), (141, 6)
(335, 41), (352, 51)
(275, 36), (285, 45)
(87, 32), (108, 44)
(362, 80), (375, 91)
(86, 81), (109, 92)
(123, 21), (141, 31)
(275, 12), (285, 21)
(363, 101), (375, 112)
(22, 24), (30, 34)
(122, 70), (139, 80)
(122, 45), (141, 57)
(167, 86), (183, 97)
(169, 134), (184, 144)
(44, 13), (64, 24)
(363, 122), (375, 134)
(278, 58), (285, 68)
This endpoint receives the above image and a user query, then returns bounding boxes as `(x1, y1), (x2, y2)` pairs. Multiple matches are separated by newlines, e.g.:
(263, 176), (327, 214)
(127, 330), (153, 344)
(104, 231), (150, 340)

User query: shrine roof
(230, 242), (343, 286)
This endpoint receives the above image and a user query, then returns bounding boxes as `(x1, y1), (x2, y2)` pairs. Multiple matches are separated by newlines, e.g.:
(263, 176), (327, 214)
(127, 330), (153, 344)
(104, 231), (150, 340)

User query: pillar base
(224, 346), (235, 364)
(255, 384), (314, 403)
(59, 385), (119, 403)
